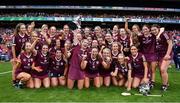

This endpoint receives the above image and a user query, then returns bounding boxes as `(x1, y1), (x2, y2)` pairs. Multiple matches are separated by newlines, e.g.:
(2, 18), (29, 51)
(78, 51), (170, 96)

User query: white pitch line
(0, 71), (12, 75)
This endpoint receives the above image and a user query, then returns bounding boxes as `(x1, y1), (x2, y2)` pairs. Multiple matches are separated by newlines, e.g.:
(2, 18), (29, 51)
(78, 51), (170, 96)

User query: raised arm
(124, 18), (132, 35)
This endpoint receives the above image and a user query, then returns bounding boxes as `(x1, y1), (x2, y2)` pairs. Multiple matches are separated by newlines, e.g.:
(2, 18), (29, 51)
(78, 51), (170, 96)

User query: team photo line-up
(11, 18), (172, 92)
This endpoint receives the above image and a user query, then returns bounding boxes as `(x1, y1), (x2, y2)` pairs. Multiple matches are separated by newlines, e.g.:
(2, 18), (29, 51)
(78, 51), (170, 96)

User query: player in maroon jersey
(151, 24), (173, 91)
(31, 44), (50, 88)
(94, 26), (103, 39)
(11, 23), (30, 86)
(31, 31), (41, 51)
(91, 39), (99, 49)
(26, 22), (35, 39)
(67, 39), (88, 89)
(81, 47), (101, 88)
(49, 39), (61, 56)
(112, 25), (119, 41)
(14, 42), (35, 88)
(111, 42), (123, 86)
(125, 18), (142, 49)
(99, 47), (112, 87)
(139, 25), (157, 87)
(105, 32), (114, 49)
(49, 26), (58, 48)
(38, 24), (51, 46)
(84, 27), (92, 38)
(127, 45), (149, 90)
(111, 53), (129, 87)
(63, 24), (74, 43)
(49, 49), (68, 87)
(119, 28), (131, 57)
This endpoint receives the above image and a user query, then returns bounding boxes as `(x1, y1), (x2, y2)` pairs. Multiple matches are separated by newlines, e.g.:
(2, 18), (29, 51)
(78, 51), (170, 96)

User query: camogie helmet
(138, 83), (151, 96)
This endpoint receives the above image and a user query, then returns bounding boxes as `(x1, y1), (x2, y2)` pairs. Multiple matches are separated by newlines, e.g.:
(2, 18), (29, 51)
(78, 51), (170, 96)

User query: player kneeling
(111, 53), (129, 87)
(127, 45), (149, 91)
(14, 42), (35, 89)
(31, 44), (50, 88)
(49, 49), (68, 87)
(81, 48), (101, 88)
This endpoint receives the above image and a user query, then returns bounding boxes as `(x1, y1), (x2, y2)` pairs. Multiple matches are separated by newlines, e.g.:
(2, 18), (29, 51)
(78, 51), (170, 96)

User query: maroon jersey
(85, 56), (101, 74)
(99, 57), (112, 77)
(111, 51), (121, 70)
(15, 52), (34, 74)
(115, 63), (128, 78)
(139, 34), (156, 54)
(49, 56), (66, 75)
(49, 34), (59, 48)
(32, 51), (49, 76)
(12, 34), (29, 56)
(49, 47), (61, 56)
(68, 45), (87, 80)
(34, 42), (42, 51)
(128, 53), (146, 78)
(119, 36), (130, 49)
(112, 33), (119, 41)
(156, 32), (171, 55)
(65, 32), (74, 43)
(38, 32), (49, 45)
(119, 36), (130, 56)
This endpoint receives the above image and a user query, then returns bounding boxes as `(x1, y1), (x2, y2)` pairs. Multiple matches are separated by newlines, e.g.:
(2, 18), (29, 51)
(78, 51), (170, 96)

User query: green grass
(0, 62), (180, 102)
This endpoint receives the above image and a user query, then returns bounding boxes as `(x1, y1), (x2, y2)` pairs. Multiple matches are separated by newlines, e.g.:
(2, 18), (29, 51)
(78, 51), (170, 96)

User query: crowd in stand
(0, 12), (180, 20)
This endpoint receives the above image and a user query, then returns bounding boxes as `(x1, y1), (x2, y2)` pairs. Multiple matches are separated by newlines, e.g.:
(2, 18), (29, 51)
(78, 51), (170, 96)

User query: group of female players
(11, 18), (173, 91)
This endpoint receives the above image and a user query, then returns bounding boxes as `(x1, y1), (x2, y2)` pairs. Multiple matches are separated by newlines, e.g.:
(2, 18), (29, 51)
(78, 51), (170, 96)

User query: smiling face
(113, 25), (119, 33)
(42, 45), (49, 54)
(56, 39), (61, 47)
(84, 27), (90, 36)
(102, 48), (111, 58)
(41, 24), (48, 33)
(87, 36), (92, 45)
(94, 26), (102, 36)
(118, 54), (125, 64)
(76, 33), (83, 41)
(91, 48), (98, 58)
(112, 43), (119, 51)
(50, 26), (57, 35)
(130, 46), (138, 56)
(64, 40), (71, 49)
(55, 50), (62, 59)
(19, 24), (26, 34)
(105, 33), (112, 42)
(92, 40), (99, 48)
(119, 28), (126, 36)
(81, 39), (89, 49)
(142, 25), (150, 35)
(63, 25), (70, 33)
(25, 42), (32, 53)
(151, 26), (159, 36)
(27, 25), (33, 33)
(132, 25), (140, 33)
(31, 31), (38, 41)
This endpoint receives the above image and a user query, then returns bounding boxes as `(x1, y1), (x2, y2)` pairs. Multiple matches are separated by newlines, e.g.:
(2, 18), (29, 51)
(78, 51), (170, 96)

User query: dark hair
(41, 43), (49, 49)
(26, 24), (31, 29)
(142, 24), (150, 29)
(22, 41), (31, 51)
(151, 24), (160, 28)
(56, 49), (62, 53)
(130, 45), (138, 49)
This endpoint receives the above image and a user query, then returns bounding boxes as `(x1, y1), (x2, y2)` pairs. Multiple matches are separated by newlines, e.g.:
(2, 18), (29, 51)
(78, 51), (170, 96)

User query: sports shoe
(161, 85), (168, 91)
